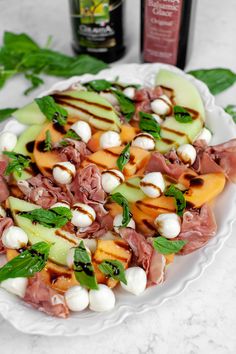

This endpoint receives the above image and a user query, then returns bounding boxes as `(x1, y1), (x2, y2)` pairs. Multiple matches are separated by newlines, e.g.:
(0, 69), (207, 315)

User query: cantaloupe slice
(184, 172), (226, 208)
(135, 196), (176, 219)
(131, 203), (156, 237)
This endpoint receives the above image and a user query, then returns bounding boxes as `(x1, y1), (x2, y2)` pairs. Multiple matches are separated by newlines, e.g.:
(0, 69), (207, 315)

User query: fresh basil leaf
(98, 260), (127, 285)
(0, 107), (17, 122)
(117, 142), (131, 171)
(188, 68), (236, 95)
(139, 111), (161, 139)
(19, 207), (72, 228)
(153, 237), (186, 255)
(3, 151), (31, 177)
(224, 104), (236, 123)
(64, 129), (81, 141)
(0, 68), (17, 88)
(24, 73), (44, 95)
(35, 96), (68, 126)
(0, 242), (51, 282)
(112, 89), (135, 121)
(86, 79), (112, 92)
(111, 192), (132, 227)
(74, 241), (98, 290)
(3, 31), (39, 54)
(174, 105), (193, 123)
(165, 184), (186, 216)
(44, 130), (52, 152)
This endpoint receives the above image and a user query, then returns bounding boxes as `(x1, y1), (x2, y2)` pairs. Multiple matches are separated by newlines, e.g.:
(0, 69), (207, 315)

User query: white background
(1, 0), (236, 353)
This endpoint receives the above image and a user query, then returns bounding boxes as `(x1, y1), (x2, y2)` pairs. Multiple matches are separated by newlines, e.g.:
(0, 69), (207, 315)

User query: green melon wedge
(113, 177), (145, 203)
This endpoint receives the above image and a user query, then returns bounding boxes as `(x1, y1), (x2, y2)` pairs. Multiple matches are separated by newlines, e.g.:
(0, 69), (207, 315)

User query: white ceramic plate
(0, 63), (236, 336)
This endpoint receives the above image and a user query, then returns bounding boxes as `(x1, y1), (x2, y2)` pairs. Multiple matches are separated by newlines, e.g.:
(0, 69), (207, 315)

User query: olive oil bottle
(69, 0), (125, 63)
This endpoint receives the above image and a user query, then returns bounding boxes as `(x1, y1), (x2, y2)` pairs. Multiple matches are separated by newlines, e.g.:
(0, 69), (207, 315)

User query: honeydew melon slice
(113, 177), (145, 203)
(13, 102), (47, 125)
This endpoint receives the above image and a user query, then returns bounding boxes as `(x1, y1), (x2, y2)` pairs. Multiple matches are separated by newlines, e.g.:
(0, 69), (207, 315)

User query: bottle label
(80, 0), (110, 25)
(143, 0), (183, 64)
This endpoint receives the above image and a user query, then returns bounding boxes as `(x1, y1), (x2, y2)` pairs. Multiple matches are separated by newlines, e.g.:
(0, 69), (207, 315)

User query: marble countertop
(1, 0), (236, 353)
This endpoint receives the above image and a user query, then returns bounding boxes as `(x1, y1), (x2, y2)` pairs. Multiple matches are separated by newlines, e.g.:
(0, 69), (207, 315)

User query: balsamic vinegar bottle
(141, 0), (194, 69)
(69, 0), (125, 63)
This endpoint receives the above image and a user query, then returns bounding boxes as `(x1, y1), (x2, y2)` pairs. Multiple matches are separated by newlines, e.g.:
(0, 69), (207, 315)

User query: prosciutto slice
(24, 274), (69, 318)
(133, 86), (163, 121)
(0, 217), (14, 254)
(59, 138), (90, 168)
(176, 204), (217, 255)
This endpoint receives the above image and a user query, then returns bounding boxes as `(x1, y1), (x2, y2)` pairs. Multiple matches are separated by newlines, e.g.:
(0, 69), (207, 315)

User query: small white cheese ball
(152, 113), (163, 124)
(155, 213), (181, 239)
(177, 144), (197, 165)
(0, 205), (6, 218)
(121, 267), (147, 296)
(89, 284), (115, 312)
(70, 121), (92, 143)
(132, 133), (155, 151)
(101, 169), (125, 193)
(140, 172), (165, 198)
(100, 131), (121, 149)
(66, 246), (91, 269)
(2, 226), (28, 249)
(71, 203), (96, 228)
(151, 95), (172, 116)
(50, 202), (70, 209)
(0, 131), (17, 152)
(123, 87), (136, 100)
(113, 214), (135, 233)
(53, 162), (76, 184)
(100, 92), (119, 106)
(1, 277), (28, 298)
(196, 127), (212, 145)
(65, 285), (89, 312)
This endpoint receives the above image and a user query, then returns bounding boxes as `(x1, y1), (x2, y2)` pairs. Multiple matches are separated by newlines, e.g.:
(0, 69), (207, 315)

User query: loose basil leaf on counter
(139, 111), (161, 139)
(112, 89), (135, 122)
(0, 107), (17, 122)
(44, 129), (52, 152)
(224, 104), (236, 123)
(20, 207), (72, 228)
(24, 73), (44, 96)
(188, 68), (236, 95)
(35, 96), (68, 126)
(111, 192), (132, 227)
(86, 79), (112, 92)
(117, 142), (131, 171)
(3, 151), (31, 177)
(64, 129), (81, 141)
(153, 237), (186, 255)
(164, 184), (186, 216)
(74, 241), (98, 290)
(174, 105), (193, 123)
(0, 242), (51, 282)
(99, 259), (127, 285)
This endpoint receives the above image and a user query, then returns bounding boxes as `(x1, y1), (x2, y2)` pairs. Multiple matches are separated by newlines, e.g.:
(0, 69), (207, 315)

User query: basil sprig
(99, 259), (127, 285)
(153, 237), (186, 255)
(44, 130), (52, 152)
(111, 192), (132, 227)
(165, 185), (186, 216)
(74, 241), (98, 290)
(225, 105), (236, 123)
(35, 96), (68, 126)
(64, 129), (81, 141)
(0, 108), (17, 122)
(3, 151), (31, 177)
(173, 106), (193, 123)
(0, 242), (51, 282)
(139, 111), (161, 139)
(111, 89), (135, 122)
(86, 79), (112, 92)
(117, 142), (131, 171)
(20, 207), (72, 228)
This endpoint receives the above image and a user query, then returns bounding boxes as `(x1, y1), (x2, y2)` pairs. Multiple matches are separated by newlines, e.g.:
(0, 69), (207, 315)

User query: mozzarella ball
(2, 226), (28, 249)
(71, 203), (96, 228)
(50, 202), (70, 209)
(132, 133), (155, 151)
(151, 95), (172, 116)
(53, 162), (76, 184)
(100, 131), (121, 149)
(155, 213), (181, 239)
(70, 121), (92, 143)
(177, 144), (197, 165)
(123, 87), (136, 100)
(66, 246), (91, 269)
(140, 172), (165, 198)
(82, 238), (97, 253)
(121, 267), (147, 295)
(0, 132), (17, 152)
(100, 92), (119, 106)
(65, 285), (89, 312)
(152, 113), (163, 124)
(1, 277), (28, 298)
(196, 127), (212, 145)
(113, 214), (135, 233)
(0, 206), (6, 218)
(89, 284), (115, 312)
(101, 169), (125, 193)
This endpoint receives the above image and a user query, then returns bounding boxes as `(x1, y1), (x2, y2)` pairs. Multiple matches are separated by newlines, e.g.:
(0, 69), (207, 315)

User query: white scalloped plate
(0, 63), (236, 336)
